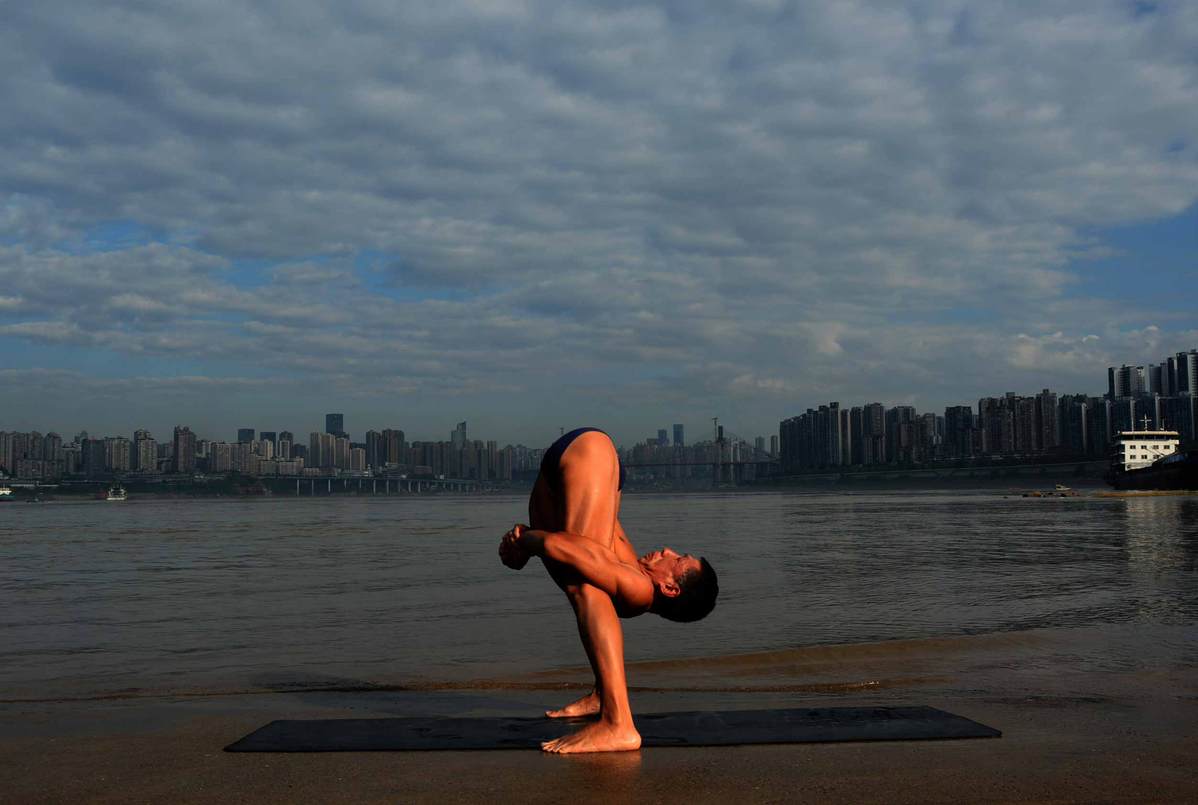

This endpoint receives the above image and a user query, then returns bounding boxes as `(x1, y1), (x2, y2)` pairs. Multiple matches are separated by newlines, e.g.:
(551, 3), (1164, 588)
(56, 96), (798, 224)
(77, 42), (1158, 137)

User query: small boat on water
(0, 486), (12, 499)
(106, 483), (128, 501)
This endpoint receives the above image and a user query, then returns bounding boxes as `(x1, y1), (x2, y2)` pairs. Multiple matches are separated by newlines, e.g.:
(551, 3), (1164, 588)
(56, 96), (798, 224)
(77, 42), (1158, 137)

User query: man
(498, 427), (718, 753)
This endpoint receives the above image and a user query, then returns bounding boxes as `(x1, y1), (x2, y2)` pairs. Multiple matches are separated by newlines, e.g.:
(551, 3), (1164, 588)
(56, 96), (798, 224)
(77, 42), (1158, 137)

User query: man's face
(640, 547), (701, 591)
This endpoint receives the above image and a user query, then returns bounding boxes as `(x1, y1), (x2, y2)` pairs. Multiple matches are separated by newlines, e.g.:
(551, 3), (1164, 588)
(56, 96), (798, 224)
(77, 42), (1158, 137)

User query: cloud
(0, 0), (1196, 441)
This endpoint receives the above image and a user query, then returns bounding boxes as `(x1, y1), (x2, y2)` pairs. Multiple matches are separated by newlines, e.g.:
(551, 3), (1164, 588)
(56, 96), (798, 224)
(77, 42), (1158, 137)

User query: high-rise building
(82, 438), (107, 478)
(847, 407), (864, 465)
(838, 408), (852, 465)
(1058, 395), (1089, 455)
(1108, 365), (1146, 399)
(1110, 397), (1139, 434)
(1158, 395), (1197, 443)
(365, 430), (384, 470)
(944, 406), (974, 459)
(886, 406), (916, 464)
(1176, 350), (1198, 397)
(172, 426), (196, 474)
(382, 429), (405, 464)
(237, 428), (255, 443)
(325, 413), (345, 438)
(0, 431), (12, 475)
(104, 436), (132, 472)
(209, 442), (233, 473)
(657, 429), (668, 447)
(1148, 364), (1165, 396)
(1086, 397), (1112, 457)
(451, 421), (467, 451)
(309, 432), (335, 468)
(133, 430), (156, 472)
(862, 402), (886, 464)
(278, 431), (293, 460)
(673, 424), (684, 447)
(43, 432), (63, 468)
(1034, 389), (1059, 453)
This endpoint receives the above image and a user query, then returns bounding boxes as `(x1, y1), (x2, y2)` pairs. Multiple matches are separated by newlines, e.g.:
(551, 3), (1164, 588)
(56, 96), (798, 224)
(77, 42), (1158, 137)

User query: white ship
(1106, 418), (1195, 490)
(0, 486), (12, 498)
(106, 483), (128, 501)
(1112, 420), (1180, 473)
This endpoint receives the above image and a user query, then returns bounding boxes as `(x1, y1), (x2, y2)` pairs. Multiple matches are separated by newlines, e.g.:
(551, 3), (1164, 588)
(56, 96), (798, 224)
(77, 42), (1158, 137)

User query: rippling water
(1, 490), (1195, 701)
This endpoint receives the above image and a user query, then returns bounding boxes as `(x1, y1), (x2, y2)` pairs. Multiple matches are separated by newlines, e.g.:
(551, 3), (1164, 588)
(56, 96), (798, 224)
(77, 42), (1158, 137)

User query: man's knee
(560, 431), (618, 475)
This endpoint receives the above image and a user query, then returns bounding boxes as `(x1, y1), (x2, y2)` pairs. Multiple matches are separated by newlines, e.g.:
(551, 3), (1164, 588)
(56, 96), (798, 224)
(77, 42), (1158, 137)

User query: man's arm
(503, 525), (653, 609)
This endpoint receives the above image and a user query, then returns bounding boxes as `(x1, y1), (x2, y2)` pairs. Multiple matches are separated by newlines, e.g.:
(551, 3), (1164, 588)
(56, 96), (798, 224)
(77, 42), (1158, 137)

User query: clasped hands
(499, 523), (531, 569)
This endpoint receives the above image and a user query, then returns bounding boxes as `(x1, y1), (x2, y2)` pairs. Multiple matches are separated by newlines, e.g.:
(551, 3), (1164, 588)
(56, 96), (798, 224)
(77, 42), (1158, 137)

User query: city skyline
(2, 3), (1196, 445)
(5, 345), (1194, 454)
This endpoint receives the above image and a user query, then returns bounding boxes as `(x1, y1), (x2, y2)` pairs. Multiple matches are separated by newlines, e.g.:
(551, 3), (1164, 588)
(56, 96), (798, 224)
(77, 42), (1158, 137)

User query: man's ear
(659, 579), (681, 598)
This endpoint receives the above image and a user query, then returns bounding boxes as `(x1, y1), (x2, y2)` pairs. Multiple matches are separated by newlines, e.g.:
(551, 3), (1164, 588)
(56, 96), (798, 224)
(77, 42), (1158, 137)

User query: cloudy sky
(1, 1), (1195, 446)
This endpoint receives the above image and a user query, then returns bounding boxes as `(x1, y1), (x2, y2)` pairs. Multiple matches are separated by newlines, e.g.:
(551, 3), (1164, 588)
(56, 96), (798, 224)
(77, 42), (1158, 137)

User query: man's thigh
(557, 430), (621, 549)
(534, 430), (621, 590)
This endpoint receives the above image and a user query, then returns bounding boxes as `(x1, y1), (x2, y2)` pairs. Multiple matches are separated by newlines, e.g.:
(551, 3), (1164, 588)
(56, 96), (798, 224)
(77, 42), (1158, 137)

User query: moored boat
(1105, 424), (1198, 490)
(106, 483), (128, 501)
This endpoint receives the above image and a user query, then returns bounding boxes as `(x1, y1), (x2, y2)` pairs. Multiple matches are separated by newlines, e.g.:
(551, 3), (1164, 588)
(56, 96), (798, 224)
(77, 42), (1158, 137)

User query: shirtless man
(498, 427), (718, 753)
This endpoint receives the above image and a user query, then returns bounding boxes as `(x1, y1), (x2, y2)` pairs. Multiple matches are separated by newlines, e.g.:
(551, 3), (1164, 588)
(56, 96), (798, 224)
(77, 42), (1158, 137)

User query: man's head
(640, 548), (719, 623)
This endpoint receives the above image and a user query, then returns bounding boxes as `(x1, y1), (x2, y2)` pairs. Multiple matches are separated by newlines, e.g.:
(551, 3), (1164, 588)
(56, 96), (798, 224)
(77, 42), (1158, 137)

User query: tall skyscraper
(1176, 350), (1198, 397)
(944, 405), (974, 459)
(310, 432), (335, 468)
(237, 428), (255, 443)
(325, 413), (345, 438)
(104, 436), (132, 472)
(862, 402), (886, 464)
(1034, 388), (1059, 452)
(451, 421), (467, 451)
(172, 426), (196, 474)
(82, 438), (107, 478)
(1107, 365), (1146, 399)
(657, 428), (668, 447)
(365, 430), (384, 470)
(382, 429), (405, 464)
(672, 424), (684, 447)
(133, 429), (156, 472)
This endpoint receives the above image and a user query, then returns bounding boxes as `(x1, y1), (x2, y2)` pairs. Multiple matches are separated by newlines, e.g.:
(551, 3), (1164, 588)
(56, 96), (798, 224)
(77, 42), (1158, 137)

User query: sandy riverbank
(3, 629), (1195, 803)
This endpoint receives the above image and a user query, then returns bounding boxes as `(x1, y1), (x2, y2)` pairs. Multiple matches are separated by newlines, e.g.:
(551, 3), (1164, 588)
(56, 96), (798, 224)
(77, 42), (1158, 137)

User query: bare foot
(545, 690), (601, 719)
(541, 720), (642, 754)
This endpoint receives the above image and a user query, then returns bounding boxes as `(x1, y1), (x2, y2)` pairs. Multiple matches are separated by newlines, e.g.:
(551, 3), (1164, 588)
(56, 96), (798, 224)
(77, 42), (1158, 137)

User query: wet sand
(3, 629), (1196, 803)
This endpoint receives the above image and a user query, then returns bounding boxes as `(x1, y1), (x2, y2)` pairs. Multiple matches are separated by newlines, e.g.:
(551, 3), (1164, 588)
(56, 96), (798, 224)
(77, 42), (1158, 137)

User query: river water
(1, 490), (1196, 702)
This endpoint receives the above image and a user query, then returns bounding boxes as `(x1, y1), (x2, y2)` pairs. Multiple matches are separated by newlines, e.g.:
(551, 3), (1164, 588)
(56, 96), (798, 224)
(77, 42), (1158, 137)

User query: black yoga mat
(225, 706), (1000, 752)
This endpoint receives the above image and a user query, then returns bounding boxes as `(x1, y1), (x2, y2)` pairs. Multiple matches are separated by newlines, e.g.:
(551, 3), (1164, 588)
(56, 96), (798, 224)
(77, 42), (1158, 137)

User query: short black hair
(654, 557), (718, 623)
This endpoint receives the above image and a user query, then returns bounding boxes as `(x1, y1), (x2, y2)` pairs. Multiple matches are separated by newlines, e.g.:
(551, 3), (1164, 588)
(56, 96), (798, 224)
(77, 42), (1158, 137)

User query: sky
(1, 0), (1196, 447)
